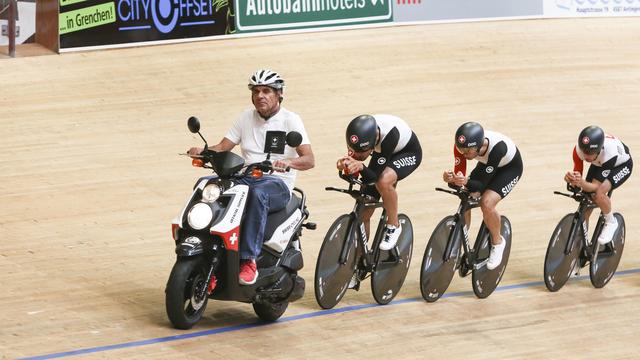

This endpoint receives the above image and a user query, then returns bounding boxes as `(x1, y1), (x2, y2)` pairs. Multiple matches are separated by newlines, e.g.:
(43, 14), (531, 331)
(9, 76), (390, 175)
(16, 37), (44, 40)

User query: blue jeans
(235, 175), (291, 260)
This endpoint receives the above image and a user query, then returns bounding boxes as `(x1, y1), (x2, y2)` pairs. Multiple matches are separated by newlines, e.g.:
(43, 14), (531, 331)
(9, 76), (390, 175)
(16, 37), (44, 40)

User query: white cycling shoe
(486, 236), (506, 270)
(597, 217), (618, 245)
(379, 224), (402, 251)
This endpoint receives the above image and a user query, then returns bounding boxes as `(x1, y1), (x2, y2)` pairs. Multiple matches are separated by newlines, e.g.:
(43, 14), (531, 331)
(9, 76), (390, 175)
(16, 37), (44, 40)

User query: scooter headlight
(202, 184), (221, 203)
(187, 202), (213, 230)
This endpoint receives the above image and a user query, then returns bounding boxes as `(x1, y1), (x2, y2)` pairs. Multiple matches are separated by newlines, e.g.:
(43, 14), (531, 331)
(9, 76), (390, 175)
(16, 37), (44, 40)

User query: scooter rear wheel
(253, 301), (289, 322)
(371, 214), (413, 305)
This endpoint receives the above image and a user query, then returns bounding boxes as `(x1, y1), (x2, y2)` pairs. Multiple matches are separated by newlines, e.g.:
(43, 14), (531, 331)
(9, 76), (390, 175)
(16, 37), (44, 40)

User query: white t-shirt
(225, 106), (310, 191)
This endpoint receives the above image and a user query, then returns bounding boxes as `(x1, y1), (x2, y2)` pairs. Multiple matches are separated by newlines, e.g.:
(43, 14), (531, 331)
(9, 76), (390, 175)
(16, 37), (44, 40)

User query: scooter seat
(263, 194), (302, 241)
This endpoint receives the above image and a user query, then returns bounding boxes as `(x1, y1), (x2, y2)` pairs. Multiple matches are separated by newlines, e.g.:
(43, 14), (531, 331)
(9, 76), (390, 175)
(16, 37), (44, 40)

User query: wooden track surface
(1, 17), (639, 359)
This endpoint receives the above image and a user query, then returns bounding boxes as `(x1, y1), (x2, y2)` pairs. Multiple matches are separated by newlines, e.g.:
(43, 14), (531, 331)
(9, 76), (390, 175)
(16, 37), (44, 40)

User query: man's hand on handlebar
(272, 159), (292, 172)
(188, 147), (204, 158)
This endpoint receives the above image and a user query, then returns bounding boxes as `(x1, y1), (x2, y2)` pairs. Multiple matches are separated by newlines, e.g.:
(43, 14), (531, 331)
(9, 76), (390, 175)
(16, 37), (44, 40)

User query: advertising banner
(544, 0), (640, 17)
(234, 0), (392, 32)
(393, 0), (542, 22)
(59, 0), (236, 50)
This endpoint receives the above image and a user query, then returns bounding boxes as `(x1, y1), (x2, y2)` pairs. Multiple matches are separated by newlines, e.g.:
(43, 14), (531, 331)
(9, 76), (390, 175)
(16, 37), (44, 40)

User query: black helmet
(578, 125), (604, 155)
(346, 115), (377, 152)
(455, 122), (484, 151)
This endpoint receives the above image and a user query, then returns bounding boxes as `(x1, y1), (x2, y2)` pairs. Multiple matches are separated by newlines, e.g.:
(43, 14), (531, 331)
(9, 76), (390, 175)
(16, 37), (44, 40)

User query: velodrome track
(2, 17), (639, 359)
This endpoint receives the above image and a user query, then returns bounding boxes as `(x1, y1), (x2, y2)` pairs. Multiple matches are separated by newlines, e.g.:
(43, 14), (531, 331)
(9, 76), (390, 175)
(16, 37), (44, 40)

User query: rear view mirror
(187, 116), (201, 134)
(286, 131), (302, 147)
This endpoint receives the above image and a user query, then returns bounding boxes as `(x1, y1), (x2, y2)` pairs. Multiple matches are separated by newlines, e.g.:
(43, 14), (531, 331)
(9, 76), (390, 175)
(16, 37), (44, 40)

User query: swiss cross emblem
(350, 135), (359, 144)
(229, 232), (238, 245)
(582, 136), (590, 145)
(457, 135), (466, 144)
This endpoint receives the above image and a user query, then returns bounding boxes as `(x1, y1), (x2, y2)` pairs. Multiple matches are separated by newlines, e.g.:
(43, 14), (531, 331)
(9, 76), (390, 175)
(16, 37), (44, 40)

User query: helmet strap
(477, 138), (487, 156)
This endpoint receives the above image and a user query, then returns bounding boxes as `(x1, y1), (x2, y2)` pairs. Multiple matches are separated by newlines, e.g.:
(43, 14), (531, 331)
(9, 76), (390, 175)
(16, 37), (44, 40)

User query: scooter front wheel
(165, 256), (209, 330)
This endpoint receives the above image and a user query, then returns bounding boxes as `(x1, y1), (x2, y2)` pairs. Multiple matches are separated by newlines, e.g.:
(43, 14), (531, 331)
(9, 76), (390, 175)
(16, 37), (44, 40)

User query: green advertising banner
(59, 2), (116, 35)
(235, 0), (392, 32)
(59, 0), (91, 6)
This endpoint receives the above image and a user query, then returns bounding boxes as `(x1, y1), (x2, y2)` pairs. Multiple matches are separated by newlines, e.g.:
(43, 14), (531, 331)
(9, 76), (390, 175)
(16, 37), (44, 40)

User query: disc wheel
(420, 216), (460, 302)
(371, 214), (414, 305)
(543, 214), (583, 292)
(314, 214), (358, 309)
(590, 214), (625, 288)
(472, 216), (512, 299)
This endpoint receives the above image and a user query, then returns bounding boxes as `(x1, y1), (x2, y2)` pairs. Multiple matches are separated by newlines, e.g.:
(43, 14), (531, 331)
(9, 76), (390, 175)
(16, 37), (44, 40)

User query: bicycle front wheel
(371, 214), (413, 305)
(420, 215), (460, 302)
(314, 214), (358, 309)
(543, 214), (582, 292)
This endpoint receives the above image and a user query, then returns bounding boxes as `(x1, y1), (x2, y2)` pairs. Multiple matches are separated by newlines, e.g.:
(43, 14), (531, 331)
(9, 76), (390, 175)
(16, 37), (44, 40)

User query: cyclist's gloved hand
(466, 179), (483, 193)
(452, 171), (466, 187)
(566, 183), (580, 193)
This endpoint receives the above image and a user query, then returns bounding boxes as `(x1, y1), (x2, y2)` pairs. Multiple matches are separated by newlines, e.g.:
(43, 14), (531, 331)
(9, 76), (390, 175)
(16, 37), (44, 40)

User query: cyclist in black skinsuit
(337, 114), (422, 251)
(443, 121), (523, 270)
(565, 125), (633, 245)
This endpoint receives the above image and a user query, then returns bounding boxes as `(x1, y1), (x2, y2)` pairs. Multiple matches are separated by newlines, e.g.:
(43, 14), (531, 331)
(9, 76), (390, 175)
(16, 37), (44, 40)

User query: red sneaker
(239, 259), (258, 285)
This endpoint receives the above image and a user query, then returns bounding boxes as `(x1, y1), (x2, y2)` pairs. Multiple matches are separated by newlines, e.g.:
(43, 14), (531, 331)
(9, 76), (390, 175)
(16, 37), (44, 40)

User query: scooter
(165, 116), (316, 329)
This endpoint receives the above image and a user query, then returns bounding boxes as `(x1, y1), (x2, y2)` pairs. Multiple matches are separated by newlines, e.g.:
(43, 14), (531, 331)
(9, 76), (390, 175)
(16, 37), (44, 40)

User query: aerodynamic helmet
(578, 125), (605, 155)
(455, 122), (484, 151)
(346, 115), (377, 152)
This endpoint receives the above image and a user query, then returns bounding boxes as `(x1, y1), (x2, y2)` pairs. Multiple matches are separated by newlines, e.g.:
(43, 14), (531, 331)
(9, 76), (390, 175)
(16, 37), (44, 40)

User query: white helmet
(248, 69), (285, 91)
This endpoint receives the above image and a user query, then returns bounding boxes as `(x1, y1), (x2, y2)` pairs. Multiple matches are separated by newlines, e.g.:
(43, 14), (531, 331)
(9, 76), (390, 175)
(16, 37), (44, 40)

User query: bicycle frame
(326, 173), (399, 275)
(554, 187), (614, 260)
(435, 187), (488, 270)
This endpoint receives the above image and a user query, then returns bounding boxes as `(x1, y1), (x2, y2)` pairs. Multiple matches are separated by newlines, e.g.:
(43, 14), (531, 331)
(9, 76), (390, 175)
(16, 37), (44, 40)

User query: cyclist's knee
(378, 168), (398, 185)
(480, 196), (497, 212)
(376, 176), (396, 193)
(593, 191), (610, 205)
(480, 202), (496, 215)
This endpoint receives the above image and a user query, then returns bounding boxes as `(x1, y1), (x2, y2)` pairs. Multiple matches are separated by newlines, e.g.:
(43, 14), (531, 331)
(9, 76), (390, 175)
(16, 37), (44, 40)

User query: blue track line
(20, 268), (640, 360)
